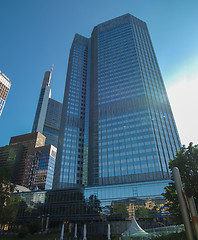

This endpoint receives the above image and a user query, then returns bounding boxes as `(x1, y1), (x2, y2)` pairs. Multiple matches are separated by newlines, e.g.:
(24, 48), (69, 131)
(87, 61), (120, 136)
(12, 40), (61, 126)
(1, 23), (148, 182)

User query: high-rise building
(32, 68), (62, 148)
(0, 132), (56, 190)
(0, 71), (11, 116)
(53, 14), (181, 192)
(32, 71), (52, 134)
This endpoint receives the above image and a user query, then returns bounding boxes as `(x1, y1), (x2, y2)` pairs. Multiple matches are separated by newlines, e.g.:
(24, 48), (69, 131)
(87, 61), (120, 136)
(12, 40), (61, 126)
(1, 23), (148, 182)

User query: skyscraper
(32, 70), (52, 133)
(53, 14), (181, 190)
(0, 71), (11, 116)
(32, 68), (62, 147)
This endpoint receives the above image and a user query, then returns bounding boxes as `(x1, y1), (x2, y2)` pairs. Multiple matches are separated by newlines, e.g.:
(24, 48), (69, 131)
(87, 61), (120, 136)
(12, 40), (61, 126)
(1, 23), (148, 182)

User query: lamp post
(173, 167), (194, 240)
(184, 186), (198, 239)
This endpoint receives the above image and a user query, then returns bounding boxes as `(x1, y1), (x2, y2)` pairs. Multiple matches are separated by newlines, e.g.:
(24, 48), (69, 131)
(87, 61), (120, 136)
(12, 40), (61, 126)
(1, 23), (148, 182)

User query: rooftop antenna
(50, 64), (54, 75)
(48, 64), (54, 86)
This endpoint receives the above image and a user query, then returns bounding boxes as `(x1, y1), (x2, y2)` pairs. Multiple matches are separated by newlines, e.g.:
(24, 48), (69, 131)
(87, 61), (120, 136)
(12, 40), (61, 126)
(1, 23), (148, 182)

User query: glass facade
(32, 71), (51, 134)
(43, 98), (62, 148)
(53, 35), (89, 189)
(53, 14), (181, 192)
(29, 145), (57, 190)
(16, 183), (170, 232)
(88, 15), (181, 186)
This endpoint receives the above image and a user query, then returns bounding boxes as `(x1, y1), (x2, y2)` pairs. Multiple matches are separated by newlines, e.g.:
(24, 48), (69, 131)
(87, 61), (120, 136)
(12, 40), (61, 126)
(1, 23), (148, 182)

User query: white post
(74, 224), (77, 239)
(83, 224), (87, 240)
(108, 224), (111, 240)
(60, 223), (64, 240)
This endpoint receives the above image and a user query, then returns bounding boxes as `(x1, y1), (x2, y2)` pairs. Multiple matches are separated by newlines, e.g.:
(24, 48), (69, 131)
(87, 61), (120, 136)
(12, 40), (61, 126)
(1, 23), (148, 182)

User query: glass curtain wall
(88, 14), (181, 186)
(53, 34), (89, 189)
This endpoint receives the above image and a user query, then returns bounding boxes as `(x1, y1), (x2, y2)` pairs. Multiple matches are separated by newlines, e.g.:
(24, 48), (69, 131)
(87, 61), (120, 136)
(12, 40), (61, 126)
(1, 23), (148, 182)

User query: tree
(0, 194), (22, 225)
(0, 167), (14, 208)
(0, 167), (14, 217)
(0, 166), (21, 226)
(135, 206), (149, 219)
(87, 195), (101, 214)
(135, 206), (158, 220)
(109, 203), (129, 220)
(162, 143), (198, 223)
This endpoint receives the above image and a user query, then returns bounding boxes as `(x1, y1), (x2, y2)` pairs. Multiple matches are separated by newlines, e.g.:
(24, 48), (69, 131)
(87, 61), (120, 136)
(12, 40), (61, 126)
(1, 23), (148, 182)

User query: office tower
(53, 35), (89, 189)
(53, 14), (181, 190)
(0, 132), (46, 187)
(0, 71), (11, 116)
(32, 68), (62, 148)
(28, 145), (56, 190)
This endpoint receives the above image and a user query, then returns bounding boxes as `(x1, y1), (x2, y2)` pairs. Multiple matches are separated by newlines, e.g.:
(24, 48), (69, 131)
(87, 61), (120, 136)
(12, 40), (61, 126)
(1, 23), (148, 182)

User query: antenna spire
(48, 64), (54, 86)
(50, 64), (54, 74)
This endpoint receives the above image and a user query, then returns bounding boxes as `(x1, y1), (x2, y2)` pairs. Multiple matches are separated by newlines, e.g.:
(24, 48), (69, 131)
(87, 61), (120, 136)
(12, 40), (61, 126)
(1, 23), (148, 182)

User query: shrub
(27, 221), (41, 234)
(17, 227), (28, 238)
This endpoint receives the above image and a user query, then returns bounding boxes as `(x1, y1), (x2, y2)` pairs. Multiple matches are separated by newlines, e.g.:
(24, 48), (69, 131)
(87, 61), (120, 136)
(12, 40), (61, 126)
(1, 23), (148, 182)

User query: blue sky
(0, 0), (198, 147)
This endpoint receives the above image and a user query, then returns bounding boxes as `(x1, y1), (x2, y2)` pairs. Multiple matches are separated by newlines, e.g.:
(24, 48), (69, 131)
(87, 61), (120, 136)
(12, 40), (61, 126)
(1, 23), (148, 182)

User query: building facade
(28, 144), (57, 190)
(0, 132), (57, 190)
(32, 69), (62, 148)
(0, 71), (11, 116)
(53, 14), (181, 192)
(53, 35), (89, 189)
(42, 98), (62, 147)
(0, 132), (46, 186)
(32, 71), (52, 134)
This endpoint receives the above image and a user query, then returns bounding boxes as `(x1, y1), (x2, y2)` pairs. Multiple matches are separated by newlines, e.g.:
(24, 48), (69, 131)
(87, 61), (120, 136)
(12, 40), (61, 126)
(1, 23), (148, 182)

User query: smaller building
(28, 145), (57, 190)
(0, 71), (11, 116)
(0, 132), (56, 190)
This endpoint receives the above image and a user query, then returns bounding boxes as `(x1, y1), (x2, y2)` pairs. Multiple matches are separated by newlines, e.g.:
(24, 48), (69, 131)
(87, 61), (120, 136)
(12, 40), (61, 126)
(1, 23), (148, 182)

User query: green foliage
(17, 221), (41, 238)
(109, 203), (129, 220)
(87, 194), (101, 214)
(17, 227), (28, 238)
(26, 220), (42, 234)
(135, 206), (158, 220)
(163, 143), (198, 223)
(0, 167), (13, 209)
(0, 194), (21, 225)
(0, 166), (21, 225)
(136, 206), (149, 218)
